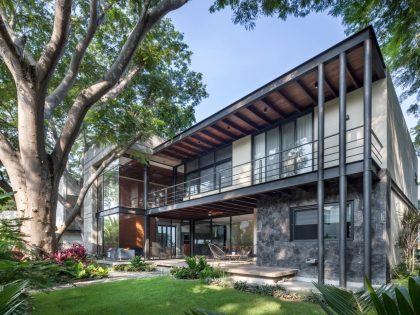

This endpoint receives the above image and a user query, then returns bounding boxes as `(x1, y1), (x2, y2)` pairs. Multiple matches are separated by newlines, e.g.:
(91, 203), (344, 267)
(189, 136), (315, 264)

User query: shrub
(171, 256), (223, 280)
(65, 260), (108, 279)
(392, 262), (410, 279)
(53, 244), (87, 264)
(113, 257), (156, 272)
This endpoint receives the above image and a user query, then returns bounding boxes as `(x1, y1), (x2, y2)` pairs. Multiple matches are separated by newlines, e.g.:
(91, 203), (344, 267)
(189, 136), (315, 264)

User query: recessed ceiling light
(263, 107), (268, 112)
(314, 82), (318, 89)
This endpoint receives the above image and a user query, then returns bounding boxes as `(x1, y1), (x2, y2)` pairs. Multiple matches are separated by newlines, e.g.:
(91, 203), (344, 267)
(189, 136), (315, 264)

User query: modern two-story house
(82, 27), (417, 287)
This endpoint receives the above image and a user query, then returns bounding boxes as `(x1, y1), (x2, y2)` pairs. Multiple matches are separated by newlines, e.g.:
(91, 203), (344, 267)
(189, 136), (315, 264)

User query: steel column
(317, 63), (325, 284)
(339, 52), (348, 287)
(363, 38), (373, 282)
(143, 166), (150, 259)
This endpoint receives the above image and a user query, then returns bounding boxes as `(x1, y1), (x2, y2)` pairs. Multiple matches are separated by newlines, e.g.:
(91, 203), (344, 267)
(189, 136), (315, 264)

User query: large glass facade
(253, 112), (313, 183)
(194, 214), (255, 256)
(149, 217), (190, 259)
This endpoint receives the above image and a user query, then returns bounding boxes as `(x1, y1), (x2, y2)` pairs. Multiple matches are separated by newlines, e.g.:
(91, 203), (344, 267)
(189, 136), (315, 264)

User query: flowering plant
(53, 244), (87, 264)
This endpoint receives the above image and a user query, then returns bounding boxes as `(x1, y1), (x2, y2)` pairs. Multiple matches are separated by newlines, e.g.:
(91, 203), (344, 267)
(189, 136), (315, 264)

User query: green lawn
(33, 276), (323, 315)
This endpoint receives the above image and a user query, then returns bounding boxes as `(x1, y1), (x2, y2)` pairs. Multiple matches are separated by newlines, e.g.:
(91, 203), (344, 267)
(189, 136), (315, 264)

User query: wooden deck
(149, 259), (298, 282)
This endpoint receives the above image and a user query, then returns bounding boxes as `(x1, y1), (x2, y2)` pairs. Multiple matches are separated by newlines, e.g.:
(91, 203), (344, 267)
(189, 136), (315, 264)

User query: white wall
(314, 79), (388, 169)
(231, 135), (252, 189)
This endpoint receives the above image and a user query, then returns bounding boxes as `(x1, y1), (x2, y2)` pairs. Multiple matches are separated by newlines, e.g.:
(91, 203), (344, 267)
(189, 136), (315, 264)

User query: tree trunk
(14, 80), (59, 254)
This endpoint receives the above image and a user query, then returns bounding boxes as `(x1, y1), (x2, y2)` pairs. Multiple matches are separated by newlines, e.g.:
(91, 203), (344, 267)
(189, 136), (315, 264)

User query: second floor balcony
(148, 126), (383, 209)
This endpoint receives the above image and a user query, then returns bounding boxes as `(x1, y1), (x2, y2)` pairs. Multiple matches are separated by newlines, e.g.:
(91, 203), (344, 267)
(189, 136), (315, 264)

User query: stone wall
(256, 172), (388, 284)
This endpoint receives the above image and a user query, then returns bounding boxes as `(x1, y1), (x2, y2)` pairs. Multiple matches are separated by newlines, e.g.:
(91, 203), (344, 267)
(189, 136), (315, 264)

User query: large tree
(0, 0), (418, 254)
(0, 0), (207, 253)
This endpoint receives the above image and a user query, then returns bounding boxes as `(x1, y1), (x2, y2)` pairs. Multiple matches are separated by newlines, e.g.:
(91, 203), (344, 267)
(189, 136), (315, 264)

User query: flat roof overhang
(147, 160), (381, 220)
(153, 26), (386, 162)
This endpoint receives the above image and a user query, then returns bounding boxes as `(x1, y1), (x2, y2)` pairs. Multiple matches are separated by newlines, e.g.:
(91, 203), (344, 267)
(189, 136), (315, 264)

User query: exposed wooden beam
(190, 134), (218, 148)
(209, 124), (237, 141)
(186, 137), (213, 150)
(324, 75), (338, 98)
(184, 136), (213, 151)
(295, 80), (317, 105)
(222, 118), (248, 135)
(200, 129), (227, 143)
(164, 148), (189, 159)
(346, 62), (360, 88)
(246, 104), (272, 124)
(275, 90), (303, 112)
(176, 142), (202, 155)
(233, 112), (260, 130)
(260, 98), (287, 118)
(183, 139), (208, 151)
(171, 144), (197, 156)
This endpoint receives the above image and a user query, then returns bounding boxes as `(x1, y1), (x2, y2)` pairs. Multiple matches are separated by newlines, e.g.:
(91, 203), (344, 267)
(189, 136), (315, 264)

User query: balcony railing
(148, 126), (383, 208)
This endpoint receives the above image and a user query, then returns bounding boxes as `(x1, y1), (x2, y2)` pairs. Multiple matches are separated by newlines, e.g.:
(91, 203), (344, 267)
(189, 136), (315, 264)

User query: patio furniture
(208, 243), (229, 260)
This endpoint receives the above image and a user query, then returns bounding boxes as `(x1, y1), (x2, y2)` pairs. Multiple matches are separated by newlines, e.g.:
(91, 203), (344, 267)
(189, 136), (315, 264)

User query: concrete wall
(387, 75), (418, 206)
(256, 173), (388, 285)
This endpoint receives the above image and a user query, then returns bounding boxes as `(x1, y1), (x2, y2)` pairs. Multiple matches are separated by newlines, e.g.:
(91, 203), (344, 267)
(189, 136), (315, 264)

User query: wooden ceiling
(154, 28), (386, 162)
(151, 195), (258, 220)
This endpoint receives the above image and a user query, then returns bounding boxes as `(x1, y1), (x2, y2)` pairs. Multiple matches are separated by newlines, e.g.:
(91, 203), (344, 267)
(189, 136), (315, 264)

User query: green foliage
(0, 280), (31, 315)
(113, 257), (157, 272)
(312, 274), (420, 314)
(392, 263), (411, 279)
(211, 0), (419, 152)
(64, 260), (109, 279)
(170, 256), (223, 280)
(0, 190), (15, 212)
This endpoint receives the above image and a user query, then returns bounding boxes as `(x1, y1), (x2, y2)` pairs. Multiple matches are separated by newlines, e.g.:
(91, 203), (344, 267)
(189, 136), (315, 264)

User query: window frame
(290, 201), (354, 242)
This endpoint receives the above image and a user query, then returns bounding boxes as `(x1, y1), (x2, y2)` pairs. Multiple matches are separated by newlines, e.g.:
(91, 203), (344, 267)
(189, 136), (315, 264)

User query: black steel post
(143, 166), (150, 260)
(339, 52), (347, 287)
(317, 63), (325, 284)
(363, 38), (373, 282)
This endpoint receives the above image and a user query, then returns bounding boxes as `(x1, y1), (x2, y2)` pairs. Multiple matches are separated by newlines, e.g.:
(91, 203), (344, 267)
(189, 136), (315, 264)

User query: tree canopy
(212, 0), (420, 151)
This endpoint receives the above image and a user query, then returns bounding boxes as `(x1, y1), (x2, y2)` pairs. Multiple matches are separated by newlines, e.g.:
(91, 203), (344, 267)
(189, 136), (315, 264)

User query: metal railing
(148, 126), (383, 208)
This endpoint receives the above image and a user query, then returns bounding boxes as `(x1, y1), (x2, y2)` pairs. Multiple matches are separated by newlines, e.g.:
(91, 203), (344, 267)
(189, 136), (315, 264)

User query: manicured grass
(33, 276), (323, 315)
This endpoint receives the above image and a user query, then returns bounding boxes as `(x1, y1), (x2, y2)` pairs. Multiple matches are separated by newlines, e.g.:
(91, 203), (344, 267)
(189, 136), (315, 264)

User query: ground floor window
(291, 202), (353, 241)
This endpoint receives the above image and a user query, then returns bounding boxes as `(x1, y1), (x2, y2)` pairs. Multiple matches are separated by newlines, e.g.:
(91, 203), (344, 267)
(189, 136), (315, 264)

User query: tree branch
(100, 64), (143, 102)
(44, 0), (110, 120)
(52, 0), (188, 177)
(56, 135), (142, 240)
(36, 0), (72, 86)
(0, 10), (28, 80)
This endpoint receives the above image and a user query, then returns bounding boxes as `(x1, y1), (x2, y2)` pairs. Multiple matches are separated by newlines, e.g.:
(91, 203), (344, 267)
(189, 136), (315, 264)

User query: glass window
(291, 203), (353, 241)
(103, 214), (119, 251)
(200, 152), (214, 168)
(216, 145), (232, 162)
(231, 214), (254, 249)
(282, 121), (295, 177)
(103, 167), (119, 210)
(185, 171), (199, 196)
(200, 167), (214, 193)
(185, 159), (199, 173)
(253, 132), (266, 184)
(296, 113), (313, 174)
(266, 127), (280, 181)
(215, 161), (232, 188)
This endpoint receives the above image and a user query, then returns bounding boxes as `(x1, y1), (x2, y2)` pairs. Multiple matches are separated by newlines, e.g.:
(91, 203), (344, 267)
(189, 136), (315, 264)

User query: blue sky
(168, 0), (416, 132)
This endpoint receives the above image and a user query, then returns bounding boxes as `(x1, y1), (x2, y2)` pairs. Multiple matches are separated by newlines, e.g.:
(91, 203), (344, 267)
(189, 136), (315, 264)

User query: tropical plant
(170, 256), (223, 280)
(0, 280), (30, 315)
(103, 215), (119, 249)
(312, 274), (420, 314)
(113, 256), (156, 272)
(53, 243), (87, 264)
